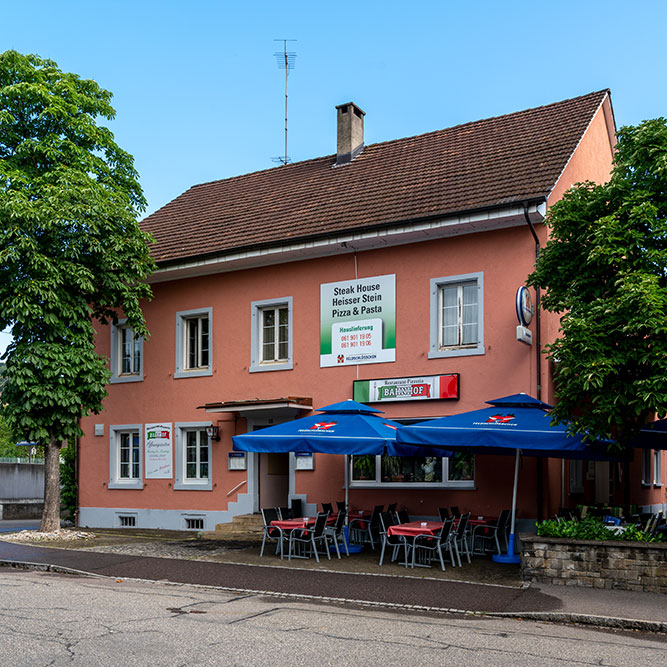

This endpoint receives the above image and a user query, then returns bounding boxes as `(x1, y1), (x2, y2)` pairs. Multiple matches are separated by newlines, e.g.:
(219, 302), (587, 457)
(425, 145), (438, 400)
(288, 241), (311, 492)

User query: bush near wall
(537, 517), (664, 543)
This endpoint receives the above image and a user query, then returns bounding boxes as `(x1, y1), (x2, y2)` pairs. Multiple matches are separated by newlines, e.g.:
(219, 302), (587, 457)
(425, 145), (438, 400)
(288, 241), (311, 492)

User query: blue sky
(1, 0), (665, 356)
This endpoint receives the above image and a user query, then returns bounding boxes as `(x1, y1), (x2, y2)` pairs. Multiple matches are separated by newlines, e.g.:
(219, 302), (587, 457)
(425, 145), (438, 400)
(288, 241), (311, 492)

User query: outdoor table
(270, 517), (317, 559)
(348, 510), (370, 526)
(271, 517), (315, 531)
(386, 521), (443, 568)
(387, 520), (443, 538)
(467, 518), (489, 527)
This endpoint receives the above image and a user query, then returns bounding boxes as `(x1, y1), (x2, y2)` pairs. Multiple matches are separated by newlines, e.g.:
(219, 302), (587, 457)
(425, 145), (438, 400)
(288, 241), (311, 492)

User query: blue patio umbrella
(233, 399), (443, 510)
(396, 393), (617, 563)
(233, 399), (413, 456)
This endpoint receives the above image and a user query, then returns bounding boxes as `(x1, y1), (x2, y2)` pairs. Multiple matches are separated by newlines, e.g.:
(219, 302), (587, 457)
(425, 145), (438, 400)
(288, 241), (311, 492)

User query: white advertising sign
(320, 274), (396, 367)
(144, 423), (173, 479)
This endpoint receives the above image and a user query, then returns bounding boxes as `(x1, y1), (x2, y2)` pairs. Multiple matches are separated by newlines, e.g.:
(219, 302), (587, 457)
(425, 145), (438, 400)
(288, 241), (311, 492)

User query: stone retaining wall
(0, 500), (44, 520)
(521, 535), (667, 594)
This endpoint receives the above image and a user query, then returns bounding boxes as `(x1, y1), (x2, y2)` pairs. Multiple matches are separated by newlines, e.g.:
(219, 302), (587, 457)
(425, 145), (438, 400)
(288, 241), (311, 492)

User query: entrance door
(595, 461), (610, 505)
(258, 452), (290, 509)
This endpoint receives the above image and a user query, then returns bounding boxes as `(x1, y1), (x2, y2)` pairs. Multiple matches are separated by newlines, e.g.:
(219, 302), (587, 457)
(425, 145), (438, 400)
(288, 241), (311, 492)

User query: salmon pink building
(77, 90), (666, 531)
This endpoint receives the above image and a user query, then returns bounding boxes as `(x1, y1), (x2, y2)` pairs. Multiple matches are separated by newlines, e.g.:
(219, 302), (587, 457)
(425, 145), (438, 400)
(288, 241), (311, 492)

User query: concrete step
(200, 513), (264, 540)
(229, 513), (263, 528)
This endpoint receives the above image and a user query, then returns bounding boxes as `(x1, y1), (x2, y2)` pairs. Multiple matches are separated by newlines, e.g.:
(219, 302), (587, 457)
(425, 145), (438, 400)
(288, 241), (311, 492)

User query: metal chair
(406, 519), (455, 571)
(386, 502), (397, 513)
(336, 500), (347, 513)
(321, 502), (334, 515)
(378, 511), (406, 566)
(290, 498), (303, 518)
(260, 507), (286, 558)
(472, 508), (510, 555)
(438, 507), (452, 521)
(450, 505), (461, 519)
(453, 512), (471, 566)
(277, 506), (293, 520)
(395, 509), (410, 524)
(288, 512), (331, 562)
(645, 511), (663, 537)
(349, 504), (383, 549)
(325, 509), (349, 558)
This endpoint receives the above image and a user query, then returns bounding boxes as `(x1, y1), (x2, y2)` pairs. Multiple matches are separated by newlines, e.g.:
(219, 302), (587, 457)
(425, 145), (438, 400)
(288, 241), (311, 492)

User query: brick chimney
(335, 102), (365, 166)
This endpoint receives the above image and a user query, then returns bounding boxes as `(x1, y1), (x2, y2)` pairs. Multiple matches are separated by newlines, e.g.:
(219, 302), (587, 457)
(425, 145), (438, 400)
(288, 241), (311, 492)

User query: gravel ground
(2, 528), (523, 586)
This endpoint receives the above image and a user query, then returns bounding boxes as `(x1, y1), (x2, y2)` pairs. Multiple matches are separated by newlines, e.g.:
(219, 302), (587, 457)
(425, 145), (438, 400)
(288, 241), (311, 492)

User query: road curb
(486, 610), (667, 634)
(0, 559), (108, 578)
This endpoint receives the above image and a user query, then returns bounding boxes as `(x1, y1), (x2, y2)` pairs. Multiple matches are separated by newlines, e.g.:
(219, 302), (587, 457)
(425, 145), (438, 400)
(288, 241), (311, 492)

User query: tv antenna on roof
(272, 39), (296, 166)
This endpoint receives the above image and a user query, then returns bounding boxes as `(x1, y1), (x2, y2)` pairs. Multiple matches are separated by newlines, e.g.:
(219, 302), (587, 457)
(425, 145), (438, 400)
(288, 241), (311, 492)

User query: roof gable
(142, 90), (610, 265)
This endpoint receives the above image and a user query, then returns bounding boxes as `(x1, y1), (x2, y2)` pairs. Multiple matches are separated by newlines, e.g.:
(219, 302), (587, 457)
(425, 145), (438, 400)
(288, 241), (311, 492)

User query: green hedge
(536, 517), (664, 543)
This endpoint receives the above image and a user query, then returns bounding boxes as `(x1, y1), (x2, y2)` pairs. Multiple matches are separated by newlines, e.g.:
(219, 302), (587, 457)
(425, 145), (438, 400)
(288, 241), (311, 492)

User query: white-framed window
(108, 424), (143, 489)
(350, 453), (475, 489)
(250, 297), (293, 372)
(109, 320), (143, 383)
(642, 448), (653, 486)
(429, 272), (484, 359)
(569, 460), (584, 494)
(175, 308), (213, 378)
(654, 450), (663, 486)
(174, 422), (212, 490)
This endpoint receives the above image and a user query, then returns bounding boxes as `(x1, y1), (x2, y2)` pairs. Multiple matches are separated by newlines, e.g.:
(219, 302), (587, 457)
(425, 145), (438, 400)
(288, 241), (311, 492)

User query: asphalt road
(0, 519), (41, 533)
(0, 538), (556, 614)
(0, 569), (664, 667)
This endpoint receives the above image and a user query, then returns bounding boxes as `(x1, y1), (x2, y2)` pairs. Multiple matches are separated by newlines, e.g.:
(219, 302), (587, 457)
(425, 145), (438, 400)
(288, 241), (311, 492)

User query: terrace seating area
(258, 502), (513, 571)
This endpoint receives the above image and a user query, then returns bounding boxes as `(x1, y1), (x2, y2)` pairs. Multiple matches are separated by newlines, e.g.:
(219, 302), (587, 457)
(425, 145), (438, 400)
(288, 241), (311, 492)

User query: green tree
(528, 118), (667, 451)
(0, 411), (18, 457)
(60, 441), (77, 523)
(0, 51), (154, 530)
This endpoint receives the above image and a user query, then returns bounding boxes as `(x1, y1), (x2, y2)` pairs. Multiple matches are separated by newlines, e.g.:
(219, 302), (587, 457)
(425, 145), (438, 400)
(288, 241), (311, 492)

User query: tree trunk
(41, 437), (62, 532)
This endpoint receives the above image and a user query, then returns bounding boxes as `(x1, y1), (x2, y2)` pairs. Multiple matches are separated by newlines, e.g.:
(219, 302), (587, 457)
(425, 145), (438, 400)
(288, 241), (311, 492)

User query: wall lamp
(206, 426), (220, 441)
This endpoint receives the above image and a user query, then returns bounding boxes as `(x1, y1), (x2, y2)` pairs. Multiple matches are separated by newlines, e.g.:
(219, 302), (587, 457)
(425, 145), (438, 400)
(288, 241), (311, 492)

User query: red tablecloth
(467, 518), (489, 527)
(270, 517), (315, 530)
(387, 520), (443, 537)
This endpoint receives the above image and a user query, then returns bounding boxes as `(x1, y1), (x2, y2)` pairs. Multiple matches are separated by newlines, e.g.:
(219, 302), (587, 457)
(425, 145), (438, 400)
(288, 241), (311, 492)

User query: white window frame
(250, 297), (293, 372)
(109, 319), (144, 383)
(349, 455), (475, 489)
(569, 460), (584, 494)
(642, 448), (653, 486)
(175, 307), (213, 378)
(653, 450), (663, 486)
(429, 272), (484, 359)
(174, 421), (213, 490)
(108, 424), (143, 489)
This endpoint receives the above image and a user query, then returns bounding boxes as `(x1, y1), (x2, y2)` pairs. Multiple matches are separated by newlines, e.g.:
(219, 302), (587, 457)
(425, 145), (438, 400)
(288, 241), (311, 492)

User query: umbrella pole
(493, 448), (521, 564)
(344, 455), (349, 516)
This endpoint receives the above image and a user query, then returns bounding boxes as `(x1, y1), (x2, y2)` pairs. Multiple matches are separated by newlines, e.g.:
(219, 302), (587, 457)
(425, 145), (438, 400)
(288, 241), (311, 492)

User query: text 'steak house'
(78, 91), (666, 530)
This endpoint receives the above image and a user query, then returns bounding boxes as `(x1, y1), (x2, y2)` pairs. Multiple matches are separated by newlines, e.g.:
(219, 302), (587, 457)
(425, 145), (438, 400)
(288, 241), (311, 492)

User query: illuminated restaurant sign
(353, 374), (459, 403)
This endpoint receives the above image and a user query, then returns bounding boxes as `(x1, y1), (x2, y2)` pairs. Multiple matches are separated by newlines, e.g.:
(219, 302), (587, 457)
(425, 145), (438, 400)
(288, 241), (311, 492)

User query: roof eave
(148, 198), (548, 284)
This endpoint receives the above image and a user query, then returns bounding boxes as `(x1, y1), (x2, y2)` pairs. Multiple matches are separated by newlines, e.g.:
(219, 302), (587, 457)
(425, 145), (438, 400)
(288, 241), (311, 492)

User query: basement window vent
(118, 515), (137, 528)
(185, 517), (204, 531)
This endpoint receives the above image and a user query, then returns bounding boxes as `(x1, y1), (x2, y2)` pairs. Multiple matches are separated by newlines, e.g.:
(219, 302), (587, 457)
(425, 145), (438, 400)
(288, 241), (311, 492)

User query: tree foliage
(0, 51), (155, 528)
(528, 118), (667, 449)
(60, 442), (77, 522)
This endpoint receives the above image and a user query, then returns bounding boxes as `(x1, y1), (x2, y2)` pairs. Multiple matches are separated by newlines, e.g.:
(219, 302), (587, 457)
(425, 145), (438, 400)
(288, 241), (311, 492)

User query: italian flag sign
(353, 374), (459, 403)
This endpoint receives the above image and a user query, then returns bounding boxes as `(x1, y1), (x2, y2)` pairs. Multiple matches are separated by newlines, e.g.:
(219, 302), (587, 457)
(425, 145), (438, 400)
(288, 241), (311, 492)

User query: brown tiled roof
(142, 90), (609, 265)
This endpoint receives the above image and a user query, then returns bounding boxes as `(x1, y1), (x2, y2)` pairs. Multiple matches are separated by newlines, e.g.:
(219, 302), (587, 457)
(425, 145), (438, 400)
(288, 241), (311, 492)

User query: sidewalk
(1, 535), (665, 633)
